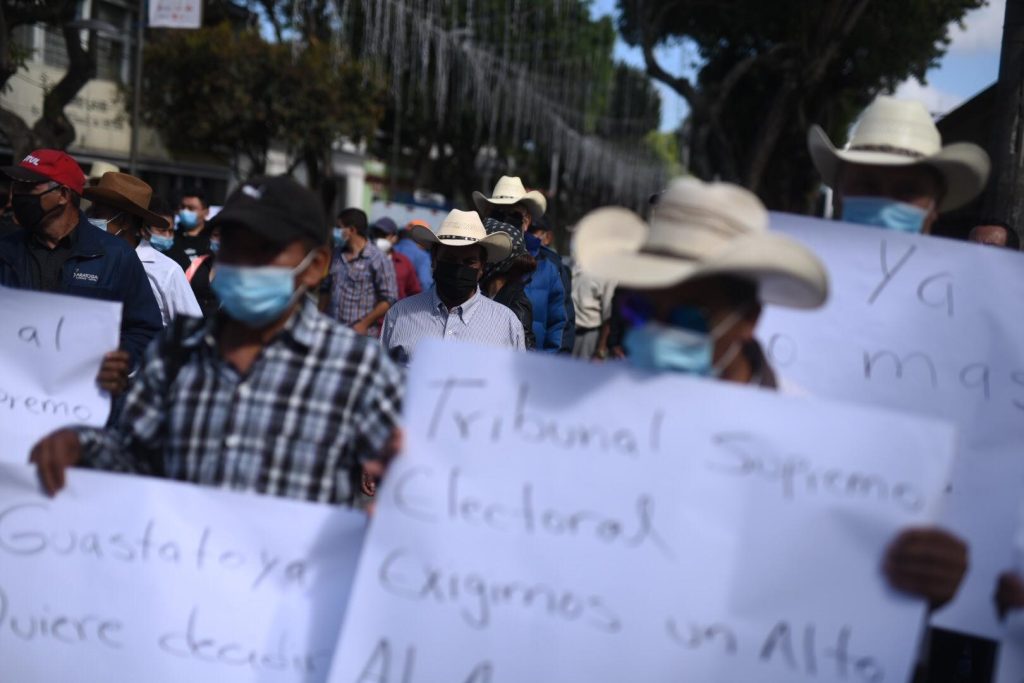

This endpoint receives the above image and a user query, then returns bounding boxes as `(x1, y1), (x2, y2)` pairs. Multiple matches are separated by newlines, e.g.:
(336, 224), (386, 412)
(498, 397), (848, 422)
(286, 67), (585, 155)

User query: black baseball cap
(209, 175), (327, 246)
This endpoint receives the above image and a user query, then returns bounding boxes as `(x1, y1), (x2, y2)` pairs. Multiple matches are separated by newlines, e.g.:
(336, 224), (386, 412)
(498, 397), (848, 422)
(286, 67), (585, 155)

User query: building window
(42, 26), (70, 70)
(94, 0), (131, 83)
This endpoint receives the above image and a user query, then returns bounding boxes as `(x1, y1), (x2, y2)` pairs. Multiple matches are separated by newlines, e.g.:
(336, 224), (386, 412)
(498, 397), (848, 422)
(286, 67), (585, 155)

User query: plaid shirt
(328, 242), (398, 334)
(75, 299), (403, 505)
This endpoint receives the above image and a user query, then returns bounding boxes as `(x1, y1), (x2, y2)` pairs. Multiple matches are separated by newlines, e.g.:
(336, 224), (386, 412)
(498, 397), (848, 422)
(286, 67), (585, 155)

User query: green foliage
(619, 0), (986, 210)
(138, 22), (383, 175)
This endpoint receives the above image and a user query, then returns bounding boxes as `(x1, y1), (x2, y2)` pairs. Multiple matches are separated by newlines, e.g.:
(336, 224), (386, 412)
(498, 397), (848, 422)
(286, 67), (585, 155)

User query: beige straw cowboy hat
(808, 96), (990, 212)
(83, 172), (170, 229)
(410, 209), (512, 263)
(574, 177), (828, 309)
(472, 176), (547, 219)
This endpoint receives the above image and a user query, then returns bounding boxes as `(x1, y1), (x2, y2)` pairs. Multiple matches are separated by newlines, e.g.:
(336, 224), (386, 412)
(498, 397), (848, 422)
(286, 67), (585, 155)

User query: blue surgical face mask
(209, 239), (220, 255)
(178, 209), (199, 229)
(625, 322), (715, 376)
(150, 234), (174, 252)
(840, 196), (930, 234)
(333, 227), (347, 247)
(623, 307), (743, 377)
(88, 212), (122, 233)
(211, 250), (317, 327)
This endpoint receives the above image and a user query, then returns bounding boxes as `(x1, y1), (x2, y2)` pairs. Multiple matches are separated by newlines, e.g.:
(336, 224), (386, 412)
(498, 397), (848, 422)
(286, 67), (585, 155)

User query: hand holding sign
(0, 287), (121, 464)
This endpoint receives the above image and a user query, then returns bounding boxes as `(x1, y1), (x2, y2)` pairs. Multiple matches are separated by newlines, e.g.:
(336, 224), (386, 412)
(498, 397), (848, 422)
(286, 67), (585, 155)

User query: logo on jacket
(72, 270), (99, 283)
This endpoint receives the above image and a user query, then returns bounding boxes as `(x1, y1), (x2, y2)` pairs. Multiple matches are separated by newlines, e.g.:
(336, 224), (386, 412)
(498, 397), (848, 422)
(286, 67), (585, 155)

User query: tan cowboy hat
(574, 177), (828, 309)
(808, 96), (990, 212)
(472, 176), (547, 219)
(410, 209), (513, 263)
(83, 172), (170, 229)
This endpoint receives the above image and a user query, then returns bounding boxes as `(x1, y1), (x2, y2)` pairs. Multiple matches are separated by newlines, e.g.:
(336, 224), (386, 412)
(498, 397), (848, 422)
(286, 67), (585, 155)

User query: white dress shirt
(136, 239), (203, 325)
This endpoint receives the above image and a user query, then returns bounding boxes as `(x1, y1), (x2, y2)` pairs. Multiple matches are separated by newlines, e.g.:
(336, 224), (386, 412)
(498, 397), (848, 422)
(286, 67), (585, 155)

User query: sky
(590, 0), (1007, 131)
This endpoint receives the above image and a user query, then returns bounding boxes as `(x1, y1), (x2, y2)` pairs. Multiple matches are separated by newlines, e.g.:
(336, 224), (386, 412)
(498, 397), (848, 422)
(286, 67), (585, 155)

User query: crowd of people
(0, 94), (1022, 680)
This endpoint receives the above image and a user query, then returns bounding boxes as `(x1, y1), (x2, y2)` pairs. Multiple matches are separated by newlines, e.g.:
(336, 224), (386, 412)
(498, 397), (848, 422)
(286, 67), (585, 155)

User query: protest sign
(328, 341), (955, 683)
(0, 287), (121, 464)
(0, 463), (366, 682)
(149, 0), (203, 28)
(757, 214), (1024, 639)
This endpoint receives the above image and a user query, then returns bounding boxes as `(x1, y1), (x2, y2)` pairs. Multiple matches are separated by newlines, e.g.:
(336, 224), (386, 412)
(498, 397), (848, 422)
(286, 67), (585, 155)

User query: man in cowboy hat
(30, 176), (403, 507)
(475, 175), (570, 354)
(84, 172), (202, 326)
(0, 149), (162, 396)
(574, 176), (968, 613)
(808, 95), (991, 235)
(380, 209), (523, 362)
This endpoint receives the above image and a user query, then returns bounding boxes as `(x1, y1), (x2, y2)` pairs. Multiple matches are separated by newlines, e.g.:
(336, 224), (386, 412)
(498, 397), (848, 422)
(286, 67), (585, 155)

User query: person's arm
(168, 267), (203, 319)
(544, 265), (568, 353)
(557, 261), (575, 354)
(594, 282), (616, 360)
(354, 253), (398, 334)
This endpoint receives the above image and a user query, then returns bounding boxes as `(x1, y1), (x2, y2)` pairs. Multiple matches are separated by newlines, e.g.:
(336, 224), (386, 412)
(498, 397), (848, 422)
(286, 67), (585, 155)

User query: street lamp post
(128, 0), (146, 176)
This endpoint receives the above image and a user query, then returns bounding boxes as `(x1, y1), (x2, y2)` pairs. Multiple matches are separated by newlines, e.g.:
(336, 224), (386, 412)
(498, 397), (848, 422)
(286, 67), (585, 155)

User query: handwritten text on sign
(0, 464), (366, 683)
(327, 341), (955, 683)
(758, 214), (1024, 639)
(0, 287), (121, 464)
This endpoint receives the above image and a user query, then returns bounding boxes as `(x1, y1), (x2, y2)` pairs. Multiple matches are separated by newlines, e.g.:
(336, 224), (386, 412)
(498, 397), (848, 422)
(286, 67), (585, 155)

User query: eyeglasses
(618, 292), (710, 333)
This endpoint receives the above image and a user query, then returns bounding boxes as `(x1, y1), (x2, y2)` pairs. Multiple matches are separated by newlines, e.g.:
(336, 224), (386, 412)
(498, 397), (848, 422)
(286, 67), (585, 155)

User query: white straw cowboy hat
(410, 209), (513, 263)
(472, 176), (547, 219)
(574, 177), (828, 309)
(808, 96), (990, 212)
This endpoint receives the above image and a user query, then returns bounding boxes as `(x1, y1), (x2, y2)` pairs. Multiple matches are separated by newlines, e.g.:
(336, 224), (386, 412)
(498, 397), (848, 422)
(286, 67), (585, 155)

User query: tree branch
(30, 9), (98, 149)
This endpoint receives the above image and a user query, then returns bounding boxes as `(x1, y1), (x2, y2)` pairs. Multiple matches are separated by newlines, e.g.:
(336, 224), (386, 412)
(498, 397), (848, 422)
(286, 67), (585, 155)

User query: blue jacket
(394, 237), (433, 290)
(524, 251), (569, 353)
(539, 246), (574, 353)
(0, 215), (163, 369)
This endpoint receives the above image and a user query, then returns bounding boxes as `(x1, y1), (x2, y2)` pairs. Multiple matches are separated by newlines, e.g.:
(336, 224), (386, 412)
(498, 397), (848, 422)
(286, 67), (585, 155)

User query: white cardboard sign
(0, 287), (121, 464)
(758, 214), (1024, 639)
(328, 341), (955, 683)
(0, 464), (366, 682)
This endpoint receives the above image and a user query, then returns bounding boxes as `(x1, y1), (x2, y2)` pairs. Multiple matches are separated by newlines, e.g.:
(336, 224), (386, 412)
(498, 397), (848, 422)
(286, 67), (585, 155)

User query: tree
(619, 0), (984, 211)
(0, 0), (101, 157)
(138, 22), (384, 195)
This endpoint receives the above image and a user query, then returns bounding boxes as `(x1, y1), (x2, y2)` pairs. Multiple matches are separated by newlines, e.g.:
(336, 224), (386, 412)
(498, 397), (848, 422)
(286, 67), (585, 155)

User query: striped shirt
(74, 299), (403, 505)
(328, 241), (398, 335)
(380, 285), (526, 363)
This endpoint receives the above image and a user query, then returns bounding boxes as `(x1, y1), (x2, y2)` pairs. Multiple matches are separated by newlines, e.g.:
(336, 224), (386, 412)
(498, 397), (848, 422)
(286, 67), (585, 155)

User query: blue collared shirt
(380, 285), (526, 362)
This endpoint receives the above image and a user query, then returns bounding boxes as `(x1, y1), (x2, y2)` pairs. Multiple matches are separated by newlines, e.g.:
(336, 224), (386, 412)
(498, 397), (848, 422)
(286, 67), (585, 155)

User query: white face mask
(375, 237), (393, 254)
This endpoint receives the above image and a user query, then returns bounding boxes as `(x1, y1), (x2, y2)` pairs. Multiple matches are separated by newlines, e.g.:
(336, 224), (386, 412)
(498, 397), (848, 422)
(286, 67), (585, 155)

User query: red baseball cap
(1, 149), (86, 195)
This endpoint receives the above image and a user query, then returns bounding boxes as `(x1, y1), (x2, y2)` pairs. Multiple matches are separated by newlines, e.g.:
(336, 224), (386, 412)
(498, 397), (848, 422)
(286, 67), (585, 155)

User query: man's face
(337, 220), (355, 244)
(434, 244), (485, 281)
(87, 202), (130, 236)
(220, 226), (328, 291)
(11, 181), (70, 229)
(371, 229), (397, 245)
(968, 224), (1011, 248)
(150, 218), (174, 239)
(837, 164), (942, 232)
(179, 196), (207, 224)
(624, 277), (759, 370)
(490, 206), (530, 232)
(531, 228), (553, 247)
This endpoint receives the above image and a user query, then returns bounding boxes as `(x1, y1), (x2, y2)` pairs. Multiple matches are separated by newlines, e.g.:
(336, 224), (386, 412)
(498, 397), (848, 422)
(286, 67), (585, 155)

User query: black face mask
(11, 186), (60, 230)
(434, 260), (480, 303)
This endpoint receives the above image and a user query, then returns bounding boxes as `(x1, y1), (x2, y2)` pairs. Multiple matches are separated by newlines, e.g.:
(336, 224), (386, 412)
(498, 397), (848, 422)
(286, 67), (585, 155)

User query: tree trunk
(984, 0), (1024, 242)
